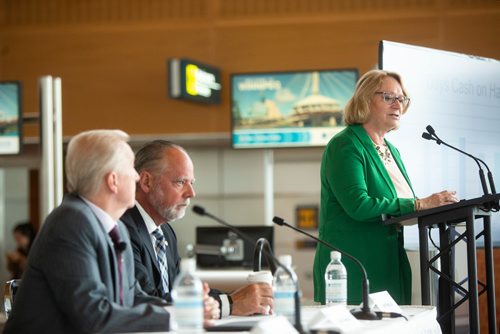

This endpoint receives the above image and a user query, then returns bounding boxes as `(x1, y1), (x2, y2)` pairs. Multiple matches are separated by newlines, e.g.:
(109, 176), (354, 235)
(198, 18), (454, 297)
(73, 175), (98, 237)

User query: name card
(250, 315), (299, 334)
(307, 305), (361, 332)
(368, 291), (403, 314)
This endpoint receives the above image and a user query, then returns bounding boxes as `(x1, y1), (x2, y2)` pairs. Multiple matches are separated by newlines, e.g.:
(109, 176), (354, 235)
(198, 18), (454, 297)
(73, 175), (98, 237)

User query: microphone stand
(272, 217), (379, 321)
(253, 238), (277, 274)
(423, 129), (489, 196)
(423, 125), (499, 210)
(192, 205), (304, 333)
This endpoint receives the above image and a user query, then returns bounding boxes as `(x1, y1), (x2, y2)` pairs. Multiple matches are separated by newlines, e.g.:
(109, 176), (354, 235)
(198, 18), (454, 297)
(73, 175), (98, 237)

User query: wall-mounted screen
(231, 69), (358, 149)
(379, 40), (500, 247)
(168, 58), (221, 104)
(0, 81), (22, 155)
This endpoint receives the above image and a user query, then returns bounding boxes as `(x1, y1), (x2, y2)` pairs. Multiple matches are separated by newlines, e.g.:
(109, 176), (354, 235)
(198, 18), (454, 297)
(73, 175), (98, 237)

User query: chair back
(3, 279), (20, 319)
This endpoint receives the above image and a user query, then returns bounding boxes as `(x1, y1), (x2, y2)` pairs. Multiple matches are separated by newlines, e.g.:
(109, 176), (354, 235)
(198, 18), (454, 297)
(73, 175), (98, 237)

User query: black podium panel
(383, 194), (499, 334)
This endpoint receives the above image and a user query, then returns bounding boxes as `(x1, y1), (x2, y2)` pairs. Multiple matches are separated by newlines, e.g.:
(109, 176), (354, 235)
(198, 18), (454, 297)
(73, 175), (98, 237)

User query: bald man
(122, 140), (273, 317)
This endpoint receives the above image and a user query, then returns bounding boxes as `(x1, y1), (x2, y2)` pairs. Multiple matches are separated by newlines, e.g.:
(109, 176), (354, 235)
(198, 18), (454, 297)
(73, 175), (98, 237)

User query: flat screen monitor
(0, 81), (22, 155)
(195, 225), (274, 268)
(231, 69), (359, 149)
(379, 40), (500, 247)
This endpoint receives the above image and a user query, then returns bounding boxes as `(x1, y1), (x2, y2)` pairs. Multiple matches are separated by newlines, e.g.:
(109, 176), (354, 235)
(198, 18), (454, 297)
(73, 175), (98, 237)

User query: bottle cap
(278, 254), (292, 267)
(180, 258), (196, 272)
(330, 251), (341, 261)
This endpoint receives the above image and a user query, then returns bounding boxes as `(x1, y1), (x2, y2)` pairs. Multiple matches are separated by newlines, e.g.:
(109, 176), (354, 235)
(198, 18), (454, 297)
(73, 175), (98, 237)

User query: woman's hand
(417, 190), (458, 210)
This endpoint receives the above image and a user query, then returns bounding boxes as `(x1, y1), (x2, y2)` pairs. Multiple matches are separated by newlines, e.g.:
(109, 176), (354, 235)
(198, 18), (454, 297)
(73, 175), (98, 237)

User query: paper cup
(247, 270), (273, 314)
(247, 270), (273, 285)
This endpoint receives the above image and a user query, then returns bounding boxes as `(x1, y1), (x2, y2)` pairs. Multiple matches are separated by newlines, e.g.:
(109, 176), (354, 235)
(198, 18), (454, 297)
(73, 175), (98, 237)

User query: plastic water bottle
(325, 251), (347, 305)
(171, 258), (203, 333)
(273, 254), (297, 325)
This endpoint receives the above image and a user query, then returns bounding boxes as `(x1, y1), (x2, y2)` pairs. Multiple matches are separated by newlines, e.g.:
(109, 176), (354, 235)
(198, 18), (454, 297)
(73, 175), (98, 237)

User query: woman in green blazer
(313, 70), (458, 305)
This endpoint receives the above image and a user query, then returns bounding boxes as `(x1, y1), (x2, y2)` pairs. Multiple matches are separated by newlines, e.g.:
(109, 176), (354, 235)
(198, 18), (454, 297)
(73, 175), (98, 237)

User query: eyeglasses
(374, 91), (410, 107)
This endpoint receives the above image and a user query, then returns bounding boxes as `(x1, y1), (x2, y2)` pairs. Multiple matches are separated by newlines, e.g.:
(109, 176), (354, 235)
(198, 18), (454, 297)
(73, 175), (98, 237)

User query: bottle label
(174, 297), (203, 329)
(325, 278), (347, 304)
(274, 291), (295, 323)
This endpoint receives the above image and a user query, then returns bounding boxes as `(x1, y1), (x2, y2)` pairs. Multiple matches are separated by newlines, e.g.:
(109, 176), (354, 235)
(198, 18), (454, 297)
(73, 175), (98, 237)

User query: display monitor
(168, 58), (221, 104)
(0, 81), (22, 155)
(195, 225), (274, 268)
(379, 40), (500, 247)
(231, 69), (358, 149)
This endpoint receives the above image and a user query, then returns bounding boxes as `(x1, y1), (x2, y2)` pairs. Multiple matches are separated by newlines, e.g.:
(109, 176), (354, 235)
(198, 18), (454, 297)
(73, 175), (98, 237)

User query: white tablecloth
(209, 305), (441, 334)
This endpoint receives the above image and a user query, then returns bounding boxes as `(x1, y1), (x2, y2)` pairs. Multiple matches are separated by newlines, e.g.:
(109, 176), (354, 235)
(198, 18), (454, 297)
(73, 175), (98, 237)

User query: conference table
(182, 305), (441, 333)
(0, 305), (440, 333)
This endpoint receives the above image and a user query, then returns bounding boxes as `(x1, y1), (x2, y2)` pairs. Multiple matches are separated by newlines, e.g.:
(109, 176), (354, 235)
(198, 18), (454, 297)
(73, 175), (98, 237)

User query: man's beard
(149, 186), (188, 223)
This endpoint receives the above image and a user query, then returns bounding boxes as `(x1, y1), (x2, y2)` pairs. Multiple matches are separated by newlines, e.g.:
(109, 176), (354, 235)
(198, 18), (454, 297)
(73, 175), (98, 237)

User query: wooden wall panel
(1, 26), (223, 136)
(442, 13), (500, 58)
(1, 0), (209, 24)
(0, 0), (498, 138)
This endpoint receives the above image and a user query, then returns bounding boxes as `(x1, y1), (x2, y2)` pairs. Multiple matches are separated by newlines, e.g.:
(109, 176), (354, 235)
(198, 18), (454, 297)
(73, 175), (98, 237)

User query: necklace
(374, 143), (392, 164)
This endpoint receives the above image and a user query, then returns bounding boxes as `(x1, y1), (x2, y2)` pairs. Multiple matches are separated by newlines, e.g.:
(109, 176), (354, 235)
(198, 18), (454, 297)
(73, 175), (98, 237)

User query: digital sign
(168, 58), (221, 104)
(0, 81), (22, 155)
(231, 69), (358, 149)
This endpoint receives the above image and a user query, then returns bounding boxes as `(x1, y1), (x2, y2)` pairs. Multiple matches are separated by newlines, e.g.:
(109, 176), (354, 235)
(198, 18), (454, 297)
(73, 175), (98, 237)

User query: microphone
(422, 125), (494, 197)
(421, 132), (434, 142)
(116, 242), (127, 253)
(425, 124), (435, 135)
(192, 204), (207, 216)
(272, 216), (379, 321)
(193, 205), (304, 333)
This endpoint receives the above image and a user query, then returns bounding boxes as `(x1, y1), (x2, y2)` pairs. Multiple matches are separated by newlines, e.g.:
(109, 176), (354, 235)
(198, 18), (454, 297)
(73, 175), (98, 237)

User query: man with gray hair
(122, 140), (273, 318)
(5, 130), (172, 333)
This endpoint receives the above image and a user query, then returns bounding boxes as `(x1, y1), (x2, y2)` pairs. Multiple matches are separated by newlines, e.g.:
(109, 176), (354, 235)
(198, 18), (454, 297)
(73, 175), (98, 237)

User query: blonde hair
(344, 70), (410, 125)
(65, 129), (130, 197)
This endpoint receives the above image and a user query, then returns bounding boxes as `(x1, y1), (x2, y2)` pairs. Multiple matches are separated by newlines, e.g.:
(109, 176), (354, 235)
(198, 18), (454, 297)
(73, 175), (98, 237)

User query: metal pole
(466, 214), (479, 334)
(263, 149), (274, 226)
(39, 76), (54, 221)
(482, 215), (497, 334)
(53, 77), (63, 206)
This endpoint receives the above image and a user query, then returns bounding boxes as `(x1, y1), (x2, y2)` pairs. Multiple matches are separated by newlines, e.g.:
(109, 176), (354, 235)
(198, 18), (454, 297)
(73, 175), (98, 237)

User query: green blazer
(313, 124), (415, 305)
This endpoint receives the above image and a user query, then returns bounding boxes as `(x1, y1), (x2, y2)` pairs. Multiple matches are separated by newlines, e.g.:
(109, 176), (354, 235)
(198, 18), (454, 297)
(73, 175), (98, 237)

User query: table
(206, 305), (441, 334)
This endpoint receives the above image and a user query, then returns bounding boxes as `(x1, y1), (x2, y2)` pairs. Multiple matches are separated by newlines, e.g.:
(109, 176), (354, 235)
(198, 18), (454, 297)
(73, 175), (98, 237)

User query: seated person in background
(6, 222), (36, 278)
(5, 130), (174, 333)
(121, 140), (273, 317)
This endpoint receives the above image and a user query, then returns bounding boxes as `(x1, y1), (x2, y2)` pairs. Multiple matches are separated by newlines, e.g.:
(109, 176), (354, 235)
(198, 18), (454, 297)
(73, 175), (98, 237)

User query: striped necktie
(152, 228), (169, 297)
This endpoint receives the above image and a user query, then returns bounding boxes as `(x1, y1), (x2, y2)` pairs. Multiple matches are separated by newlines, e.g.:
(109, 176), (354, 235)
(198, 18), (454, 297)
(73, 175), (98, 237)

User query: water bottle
(171, 258), (203, 333)
(325, 250), (347, 305)
(273, 254), (297, 325)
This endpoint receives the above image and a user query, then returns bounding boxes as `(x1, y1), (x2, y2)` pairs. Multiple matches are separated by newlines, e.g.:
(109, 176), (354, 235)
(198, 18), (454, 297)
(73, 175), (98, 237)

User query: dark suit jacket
(121, 206), (181, 303)
(4, 194), (170, 334)
(122, 206), (224, 307)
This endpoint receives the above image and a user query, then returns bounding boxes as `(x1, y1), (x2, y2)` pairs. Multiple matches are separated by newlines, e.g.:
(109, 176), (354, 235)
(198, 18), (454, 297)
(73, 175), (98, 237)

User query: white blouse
(374, 143), (414, 198)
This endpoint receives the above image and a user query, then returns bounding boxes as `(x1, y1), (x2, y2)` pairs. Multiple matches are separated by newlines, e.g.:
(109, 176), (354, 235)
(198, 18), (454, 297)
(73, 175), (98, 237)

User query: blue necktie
(152, 228), (169, 297)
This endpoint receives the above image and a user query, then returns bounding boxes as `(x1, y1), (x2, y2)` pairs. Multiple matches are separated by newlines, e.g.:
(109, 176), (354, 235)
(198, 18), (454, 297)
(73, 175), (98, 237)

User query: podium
(383, 194), (499, 334)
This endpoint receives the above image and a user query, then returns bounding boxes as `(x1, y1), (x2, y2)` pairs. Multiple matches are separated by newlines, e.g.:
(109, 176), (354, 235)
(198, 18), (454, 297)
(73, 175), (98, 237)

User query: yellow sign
(185, 63), (221, 98)
(296, 206), (318, 229)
